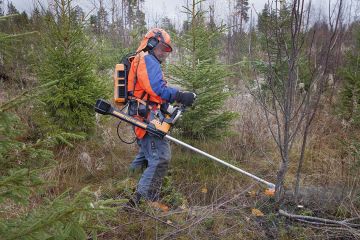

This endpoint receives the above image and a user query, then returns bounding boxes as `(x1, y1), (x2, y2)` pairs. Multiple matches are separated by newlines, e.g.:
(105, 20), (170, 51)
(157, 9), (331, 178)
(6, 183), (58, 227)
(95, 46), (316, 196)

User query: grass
(46, 101), (356, 237)
(3, 86), (360, 239)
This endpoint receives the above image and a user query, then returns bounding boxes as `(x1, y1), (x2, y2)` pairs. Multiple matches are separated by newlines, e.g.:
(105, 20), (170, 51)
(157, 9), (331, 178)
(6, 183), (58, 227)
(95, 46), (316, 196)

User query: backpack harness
(113, 51), (182, 144)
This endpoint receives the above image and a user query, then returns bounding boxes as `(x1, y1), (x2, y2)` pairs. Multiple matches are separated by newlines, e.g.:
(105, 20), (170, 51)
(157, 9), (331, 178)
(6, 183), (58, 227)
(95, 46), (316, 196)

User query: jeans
(130, 133), (171, 201)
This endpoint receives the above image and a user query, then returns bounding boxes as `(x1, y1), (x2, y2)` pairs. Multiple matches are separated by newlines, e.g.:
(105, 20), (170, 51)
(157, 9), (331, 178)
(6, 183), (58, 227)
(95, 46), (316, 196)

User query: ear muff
(145, 31), (164, 51)
(146, 37), (159, 50)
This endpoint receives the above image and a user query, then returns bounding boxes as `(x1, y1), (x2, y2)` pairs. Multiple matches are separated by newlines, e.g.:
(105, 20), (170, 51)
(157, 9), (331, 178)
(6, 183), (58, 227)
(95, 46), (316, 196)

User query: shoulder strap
(132, 52), (151, 103)
(132, 52), (142, 95)
(145, 94), (151, 117)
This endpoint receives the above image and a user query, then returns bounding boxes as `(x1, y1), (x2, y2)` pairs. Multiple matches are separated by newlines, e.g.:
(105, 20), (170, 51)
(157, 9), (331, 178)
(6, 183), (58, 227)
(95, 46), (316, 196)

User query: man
(127, 28), (196, 204)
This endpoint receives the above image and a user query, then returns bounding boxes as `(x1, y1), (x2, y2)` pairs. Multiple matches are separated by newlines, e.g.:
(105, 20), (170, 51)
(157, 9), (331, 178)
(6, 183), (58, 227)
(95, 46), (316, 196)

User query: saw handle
(95, 99), (113, 115)
(95, 99), (166, 138)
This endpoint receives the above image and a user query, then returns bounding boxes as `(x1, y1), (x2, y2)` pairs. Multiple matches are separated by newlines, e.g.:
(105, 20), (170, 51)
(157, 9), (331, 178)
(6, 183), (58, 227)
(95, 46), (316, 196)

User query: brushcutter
(95, 99), (276, 193)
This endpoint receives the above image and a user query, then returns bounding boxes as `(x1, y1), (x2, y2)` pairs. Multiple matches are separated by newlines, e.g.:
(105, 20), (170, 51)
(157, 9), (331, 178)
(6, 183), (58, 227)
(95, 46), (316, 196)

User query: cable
(116, 120), (137, 144)
(116, 103), (137, 144)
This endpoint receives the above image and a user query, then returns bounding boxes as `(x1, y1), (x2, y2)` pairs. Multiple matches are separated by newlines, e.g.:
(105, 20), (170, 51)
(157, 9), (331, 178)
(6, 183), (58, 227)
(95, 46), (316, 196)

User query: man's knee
(129, 161), (148, 176)
(154, 138), (171, 162)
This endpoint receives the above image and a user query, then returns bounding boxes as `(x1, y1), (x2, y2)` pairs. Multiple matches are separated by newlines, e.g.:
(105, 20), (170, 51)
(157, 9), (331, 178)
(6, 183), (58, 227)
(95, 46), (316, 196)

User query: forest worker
(127, 28), (196, 205)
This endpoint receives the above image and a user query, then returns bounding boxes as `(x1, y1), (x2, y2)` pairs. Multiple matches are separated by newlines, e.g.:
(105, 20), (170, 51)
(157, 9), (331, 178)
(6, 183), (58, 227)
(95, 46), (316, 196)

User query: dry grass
(41, 118), (138, 195)
(53, 93), (357, 239)
(222, 90), (360, 218)
(4, 82), (359, 239)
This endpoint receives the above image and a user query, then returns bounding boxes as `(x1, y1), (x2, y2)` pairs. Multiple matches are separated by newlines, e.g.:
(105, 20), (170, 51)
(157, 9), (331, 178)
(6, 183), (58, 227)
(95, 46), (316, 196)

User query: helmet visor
(158, 41), (173, 52)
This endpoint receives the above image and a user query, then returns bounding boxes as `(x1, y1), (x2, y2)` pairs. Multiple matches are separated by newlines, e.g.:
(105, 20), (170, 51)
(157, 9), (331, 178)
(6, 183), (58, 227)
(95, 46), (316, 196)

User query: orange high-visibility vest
(128, 51), (178, 139)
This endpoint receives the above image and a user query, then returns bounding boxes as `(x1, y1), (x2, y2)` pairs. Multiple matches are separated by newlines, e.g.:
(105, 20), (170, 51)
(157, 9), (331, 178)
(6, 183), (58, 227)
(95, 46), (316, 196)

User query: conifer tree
(0, 12), (119, 239)
(338, 25), (360, 125)
(0, 183), (120, 239)
(38, 0), (106, 134)
(169, 0), (236, 139)
(0, 14), (53, 172)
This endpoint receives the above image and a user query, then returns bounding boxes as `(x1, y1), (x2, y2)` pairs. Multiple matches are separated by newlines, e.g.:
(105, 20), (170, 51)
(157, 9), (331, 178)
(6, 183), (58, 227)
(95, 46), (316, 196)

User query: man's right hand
(175, 91), (196, 107)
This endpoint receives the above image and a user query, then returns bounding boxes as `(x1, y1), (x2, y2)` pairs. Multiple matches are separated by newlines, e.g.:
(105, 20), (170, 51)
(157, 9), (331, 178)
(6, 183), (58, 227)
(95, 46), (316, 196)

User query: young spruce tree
(0, 13), (119, 239)
(338, 25), (360, 125)
(169, 0), (236, 139)
(38, 0), (106, 134)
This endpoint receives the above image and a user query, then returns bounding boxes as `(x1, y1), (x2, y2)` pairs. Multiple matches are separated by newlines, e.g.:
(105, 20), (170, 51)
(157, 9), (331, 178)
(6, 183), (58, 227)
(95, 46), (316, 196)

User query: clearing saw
(94, 99), (275, 193)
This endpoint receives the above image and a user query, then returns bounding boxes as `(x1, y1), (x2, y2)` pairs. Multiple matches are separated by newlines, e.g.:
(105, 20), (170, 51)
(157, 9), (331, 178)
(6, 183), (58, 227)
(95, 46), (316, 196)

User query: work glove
(175, 91), (196, 107)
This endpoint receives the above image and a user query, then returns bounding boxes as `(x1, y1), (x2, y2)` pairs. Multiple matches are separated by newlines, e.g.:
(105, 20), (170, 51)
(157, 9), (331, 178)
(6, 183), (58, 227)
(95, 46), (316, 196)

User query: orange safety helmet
(136, 28), (173, 53)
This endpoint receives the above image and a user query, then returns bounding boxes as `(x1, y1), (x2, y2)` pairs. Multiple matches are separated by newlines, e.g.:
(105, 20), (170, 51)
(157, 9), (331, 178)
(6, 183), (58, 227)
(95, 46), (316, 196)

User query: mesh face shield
(157, 41), (173, 52)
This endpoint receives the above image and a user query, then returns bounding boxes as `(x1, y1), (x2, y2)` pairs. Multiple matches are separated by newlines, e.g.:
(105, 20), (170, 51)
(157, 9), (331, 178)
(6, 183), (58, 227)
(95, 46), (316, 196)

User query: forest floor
(2, 79), (360, 239)
(42, 93), (360, 239)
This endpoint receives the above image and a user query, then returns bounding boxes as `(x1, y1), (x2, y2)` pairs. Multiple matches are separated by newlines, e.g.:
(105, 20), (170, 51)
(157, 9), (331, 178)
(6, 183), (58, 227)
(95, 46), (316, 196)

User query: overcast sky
(7, 0), (357, 27)
(9, 0), (269, 27)
(9, 0), (269, 14)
